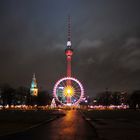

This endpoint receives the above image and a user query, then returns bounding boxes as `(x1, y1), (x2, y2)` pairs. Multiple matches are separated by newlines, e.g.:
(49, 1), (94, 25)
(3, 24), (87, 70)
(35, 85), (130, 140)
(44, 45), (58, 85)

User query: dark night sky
(0, 0), (140, 96)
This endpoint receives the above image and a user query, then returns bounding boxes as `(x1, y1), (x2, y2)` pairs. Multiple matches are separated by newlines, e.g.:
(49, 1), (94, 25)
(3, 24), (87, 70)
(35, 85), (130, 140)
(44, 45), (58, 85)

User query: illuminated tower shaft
(65, 16), (73, 104)
(66, 51), (72, 77)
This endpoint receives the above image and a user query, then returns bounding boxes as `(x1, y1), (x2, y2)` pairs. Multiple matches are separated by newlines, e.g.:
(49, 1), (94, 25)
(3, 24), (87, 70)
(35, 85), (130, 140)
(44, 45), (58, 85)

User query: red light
(65, 49), (73, 56)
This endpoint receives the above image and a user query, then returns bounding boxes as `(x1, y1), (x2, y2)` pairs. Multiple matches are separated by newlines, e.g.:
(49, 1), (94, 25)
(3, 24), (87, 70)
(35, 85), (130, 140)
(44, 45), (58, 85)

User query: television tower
(65, 16), (73, 77)
(53, 16), (84, 106)
(65, 16), (73, 104)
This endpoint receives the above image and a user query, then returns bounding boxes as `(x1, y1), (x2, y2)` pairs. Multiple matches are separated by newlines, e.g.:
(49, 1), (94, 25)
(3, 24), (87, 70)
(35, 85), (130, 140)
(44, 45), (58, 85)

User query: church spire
(30, 73), (38, 96)
(31, 73), (37, 88)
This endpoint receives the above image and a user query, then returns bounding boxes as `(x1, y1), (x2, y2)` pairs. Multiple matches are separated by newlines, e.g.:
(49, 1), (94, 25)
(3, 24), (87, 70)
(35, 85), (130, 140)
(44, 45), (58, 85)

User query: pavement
(90, 118), (140, 140)
(0, 110), (100, 140)
(82, 111), (140, 140)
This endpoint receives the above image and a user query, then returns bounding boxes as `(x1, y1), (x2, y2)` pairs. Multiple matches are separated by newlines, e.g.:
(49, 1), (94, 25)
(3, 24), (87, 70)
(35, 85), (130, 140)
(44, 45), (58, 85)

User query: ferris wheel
(53, 77), (84, 106)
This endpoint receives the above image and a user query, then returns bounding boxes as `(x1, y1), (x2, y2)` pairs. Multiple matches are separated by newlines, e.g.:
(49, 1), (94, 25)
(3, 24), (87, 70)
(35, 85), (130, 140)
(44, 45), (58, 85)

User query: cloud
(78, 39), (103, 49)
(125, 37), (140, 46)
(119, 37), (140, 71)
(73, 35), (140, 94)
(87, 57), (95, 65)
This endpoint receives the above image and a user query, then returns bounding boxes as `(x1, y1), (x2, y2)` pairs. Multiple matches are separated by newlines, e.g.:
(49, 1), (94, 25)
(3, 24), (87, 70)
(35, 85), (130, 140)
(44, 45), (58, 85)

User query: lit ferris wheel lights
(63, 86), (75, 97)
(53, 77), (84, 106)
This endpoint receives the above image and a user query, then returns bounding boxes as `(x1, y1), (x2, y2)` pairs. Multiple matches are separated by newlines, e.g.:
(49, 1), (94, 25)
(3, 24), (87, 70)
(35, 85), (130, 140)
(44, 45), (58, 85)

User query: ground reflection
(45, 110), (96, 140)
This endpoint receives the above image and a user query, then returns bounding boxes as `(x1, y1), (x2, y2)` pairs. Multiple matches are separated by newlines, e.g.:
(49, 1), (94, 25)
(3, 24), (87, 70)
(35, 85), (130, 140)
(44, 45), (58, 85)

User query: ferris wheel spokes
(53, 77), (84, 106)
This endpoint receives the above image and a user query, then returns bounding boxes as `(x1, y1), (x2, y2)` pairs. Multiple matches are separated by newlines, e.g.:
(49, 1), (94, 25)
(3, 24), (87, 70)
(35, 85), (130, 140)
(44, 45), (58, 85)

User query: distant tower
(53, 16), (84, 106)
(65, 16), (73, 104)
(65, 16), (73, 78)
(30, 73), (38, 96)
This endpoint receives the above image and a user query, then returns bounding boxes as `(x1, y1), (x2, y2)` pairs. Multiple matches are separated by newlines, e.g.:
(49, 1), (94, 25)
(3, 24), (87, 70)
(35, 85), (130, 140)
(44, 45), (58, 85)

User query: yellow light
(67, 89), (71, 94)
(63, 86), (75, 97)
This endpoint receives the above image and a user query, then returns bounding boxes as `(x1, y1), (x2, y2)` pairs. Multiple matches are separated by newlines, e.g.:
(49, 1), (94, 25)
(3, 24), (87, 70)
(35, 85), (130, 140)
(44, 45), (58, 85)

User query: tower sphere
(65, 48), (73, 56)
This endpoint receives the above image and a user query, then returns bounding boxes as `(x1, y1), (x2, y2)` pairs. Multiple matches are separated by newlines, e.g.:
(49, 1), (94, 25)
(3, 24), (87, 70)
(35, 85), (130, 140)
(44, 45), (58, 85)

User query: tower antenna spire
(67, 15), (72, 47)
(68, 15), (71, 41)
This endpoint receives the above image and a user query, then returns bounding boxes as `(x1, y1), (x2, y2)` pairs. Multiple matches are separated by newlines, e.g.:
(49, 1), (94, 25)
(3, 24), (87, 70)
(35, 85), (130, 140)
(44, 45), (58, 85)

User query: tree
(37, 90), (52, 106)
(15, 86), (30, 105)
(0, 84), (15, 107)
(129, 90), (140, 109)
